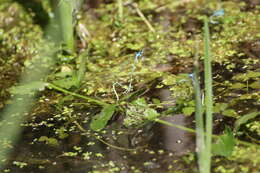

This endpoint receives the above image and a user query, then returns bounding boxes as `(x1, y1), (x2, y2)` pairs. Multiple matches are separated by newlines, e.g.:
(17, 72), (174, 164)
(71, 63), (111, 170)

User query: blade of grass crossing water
(203, 17), (213, 173)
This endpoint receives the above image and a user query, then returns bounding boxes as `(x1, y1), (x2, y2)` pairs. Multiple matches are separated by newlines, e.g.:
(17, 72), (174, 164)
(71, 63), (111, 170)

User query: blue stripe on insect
(210, 9), (225, 24)
(134, 50), (144, 62)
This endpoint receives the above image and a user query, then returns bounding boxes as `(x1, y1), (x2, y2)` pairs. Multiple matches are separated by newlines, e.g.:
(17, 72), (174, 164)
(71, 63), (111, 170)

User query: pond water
(2, 111), (197, 173)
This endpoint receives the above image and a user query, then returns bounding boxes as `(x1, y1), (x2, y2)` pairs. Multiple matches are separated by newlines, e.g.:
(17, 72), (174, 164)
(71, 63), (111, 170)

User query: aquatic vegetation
(0, 0), (259, 172)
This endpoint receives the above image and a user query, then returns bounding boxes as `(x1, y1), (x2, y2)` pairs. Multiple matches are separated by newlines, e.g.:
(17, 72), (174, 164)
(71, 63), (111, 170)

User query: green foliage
(212, 127), (235, 157)
(0, 2), (42, 57)
(38, 136), (59, 146)
(215, 145), (260, 173)
(123, 97), (159, 127)
(214, 103), (238, 118)
(0, 0), (259, 171)
(52, 74), (78, 89)
(182, 106), (195, 116)
(144, 108), (159, 120)
(246, 121), (260, 136)
(90, 105), (116, 131)
(12, 161), (27, 168)
(234, 111), (260, 132)
(162, 74), (194, 102)
(232, 71), (260, 82)
(56, 127), (69, 139)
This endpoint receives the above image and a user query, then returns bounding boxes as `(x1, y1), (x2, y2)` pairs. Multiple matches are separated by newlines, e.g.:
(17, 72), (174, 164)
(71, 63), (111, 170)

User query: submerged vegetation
(0, 0), (259, 172)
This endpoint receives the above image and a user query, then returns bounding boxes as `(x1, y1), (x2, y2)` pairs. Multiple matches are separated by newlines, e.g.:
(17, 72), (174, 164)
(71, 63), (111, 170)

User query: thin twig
(131, 3), (155, 33)
(73, 119), (137, 151)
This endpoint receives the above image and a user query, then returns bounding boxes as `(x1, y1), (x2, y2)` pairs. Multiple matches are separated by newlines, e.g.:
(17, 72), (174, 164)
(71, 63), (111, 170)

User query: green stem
(203, 17), (213, 173)
(47, 83), (108, 106)
(193, 38), (205, 170)
(155, 118), (195, 133)
(153, 118), (260, 149)
(132, 3), (155, 33)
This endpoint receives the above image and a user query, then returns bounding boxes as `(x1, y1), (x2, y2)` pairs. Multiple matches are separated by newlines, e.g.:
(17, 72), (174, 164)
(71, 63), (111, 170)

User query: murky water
(2, 111), (196, 173)
(151, 114), (195, 155)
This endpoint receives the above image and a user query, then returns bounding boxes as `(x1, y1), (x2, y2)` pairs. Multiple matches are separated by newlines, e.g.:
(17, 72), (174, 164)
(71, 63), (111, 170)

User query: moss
(213, 145), (260, 173)
(0, 2), (42, 58)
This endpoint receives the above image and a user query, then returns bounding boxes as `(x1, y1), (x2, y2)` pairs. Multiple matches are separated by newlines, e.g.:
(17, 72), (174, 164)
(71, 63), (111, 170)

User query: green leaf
(223, 109), (238, 117)
(214, 103), (228, 113)
(125, 43), (143, 50)
(144, 108), (159, 120)
(182, 106), (195, 116)
(90, 105), (116, 131)
(212, 127), (236, 157)
(249, 81), (260, 89)
(38, 136), (49, 142)
(38, 136), (59, 146)
(234, 111), (260, 131)
(152, 98), (161, 105)
(132, 97), (147, 107)
(9, 81), (47, 95)
(233, 71), (260, 81)
(230, 82), (246, 89)
(52, 75), (78, 89)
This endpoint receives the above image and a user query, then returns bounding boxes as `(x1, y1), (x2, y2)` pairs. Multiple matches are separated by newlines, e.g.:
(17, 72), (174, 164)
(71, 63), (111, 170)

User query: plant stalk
(202, 17), (213, 173)
(193, 37), (205, 171)
(56, 0), (75, 53)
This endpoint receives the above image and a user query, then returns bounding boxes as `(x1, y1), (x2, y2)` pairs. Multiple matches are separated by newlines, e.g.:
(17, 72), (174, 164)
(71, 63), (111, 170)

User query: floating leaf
(9, 81), (47, 95)
(233, 71), (260, 81)
(38, 136), (59, 146)
(90, 105), (116, 131)
(230, 82), (246, 89)
(234, 111), (259, 131)
(249, 81), (260, 89)
(214, 103), (228, 113)
(223, 109), (238, 117)
(212, 127), (236, 157)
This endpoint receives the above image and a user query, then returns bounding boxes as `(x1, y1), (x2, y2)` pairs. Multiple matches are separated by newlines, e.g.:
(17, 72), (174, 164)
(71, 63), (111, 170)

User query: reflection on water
(150, 114), (195, 155)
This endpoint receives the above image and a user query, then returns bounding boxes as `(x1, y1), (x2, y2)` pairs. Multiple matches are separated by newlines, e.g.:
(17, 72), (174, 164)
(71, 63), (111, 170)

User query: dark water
(151, 114), (195, 155)
(1, 111), (196, 173)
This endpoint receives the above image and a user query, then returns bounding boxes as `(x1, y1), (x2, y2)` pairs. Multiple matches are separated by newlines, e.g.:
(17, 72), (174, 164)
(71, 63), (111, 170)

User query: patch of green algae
(213, 145), (260, 173)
